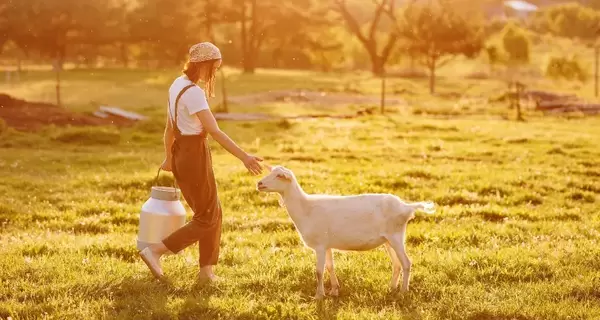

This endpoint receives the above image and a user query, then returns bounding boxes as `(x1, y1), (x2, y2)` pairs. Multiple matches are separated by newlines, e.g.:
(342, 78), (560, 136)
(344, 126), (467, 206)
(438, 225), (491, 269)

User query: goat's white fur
(257, 165), (436, 299)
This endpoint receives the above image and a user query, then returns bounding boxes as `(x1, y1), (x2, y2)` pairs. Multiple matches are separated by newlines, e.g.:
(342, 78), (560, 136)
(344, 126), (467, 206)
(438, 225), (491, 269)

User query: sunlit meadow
(1, 67), (599, 320)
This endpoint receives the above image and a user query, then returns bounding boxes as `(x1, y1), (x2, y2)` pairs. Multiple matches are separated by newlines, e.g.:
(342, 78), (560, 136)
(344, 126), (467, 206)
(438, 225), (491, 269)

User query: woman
(139, 42), (263, 282)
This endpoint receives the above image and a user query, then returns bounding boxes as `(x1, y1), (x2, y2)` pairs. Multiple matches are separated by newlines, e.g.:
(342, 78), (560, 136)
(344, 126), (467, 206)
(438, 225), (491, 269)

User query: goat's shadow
(313, 289), (421, 320)
(315, 298), (342, 320)
(301, 274), (423, 320)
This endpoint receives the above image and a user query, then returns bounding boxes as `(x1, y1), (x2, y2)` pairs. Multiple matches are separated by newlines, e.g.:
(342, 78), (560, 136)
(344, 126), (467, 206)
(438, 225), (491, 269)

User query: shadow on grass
(176, 282), (222, 319)
(107, 275), (228, 319)
(315, 299), (342, 320)
(289, 268), (424, 320)
(110, 276), (174, 319)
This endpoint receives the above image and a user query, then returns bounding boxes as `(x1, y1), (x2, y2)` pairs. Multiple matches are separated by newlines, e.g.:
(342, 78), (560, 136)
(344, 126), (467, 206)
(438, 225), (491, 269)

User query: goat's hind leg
(326, 249), (340, 296)
(384, 242), (401, 291)
(386, 229), (412, 292)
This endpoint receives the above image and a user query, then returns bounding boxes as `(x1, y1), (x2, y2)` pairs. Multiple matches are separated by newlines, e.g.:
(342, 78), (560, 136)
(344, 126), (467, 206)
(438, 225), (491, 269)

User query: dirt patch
(225, 89), (406, 107)
(0, 94), (136, 131)
(0, 91), (381, 131)
(214, 106), (377, 122)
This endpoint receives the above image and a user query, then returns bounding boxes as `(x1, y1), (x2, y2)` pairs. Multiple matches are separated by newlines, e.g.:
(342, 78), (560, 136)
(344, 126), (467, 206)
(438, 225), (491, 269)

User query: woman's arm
(196, 109), (263, 175)
(161, 116), (175, 171)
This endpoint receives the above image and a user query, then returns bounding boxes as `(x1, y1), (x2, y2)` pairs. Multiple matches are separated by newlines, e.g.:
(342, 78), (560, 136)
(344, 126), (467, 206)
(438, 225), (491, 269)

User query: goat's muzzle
(256, 181), (267, 191)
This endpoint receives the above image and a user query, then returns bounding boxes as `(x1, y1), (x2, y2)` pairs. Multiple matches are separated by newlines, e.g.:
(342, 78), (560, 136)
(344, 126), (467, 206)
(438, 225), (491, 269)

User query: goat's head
(256, 165), (295, 193)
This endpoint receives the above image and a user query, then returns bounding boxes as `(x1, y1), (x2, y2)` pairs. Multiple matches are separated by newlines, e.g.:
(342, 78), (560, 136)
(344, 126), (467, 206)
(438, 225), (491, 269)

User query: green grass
(1, 68), (600, 319)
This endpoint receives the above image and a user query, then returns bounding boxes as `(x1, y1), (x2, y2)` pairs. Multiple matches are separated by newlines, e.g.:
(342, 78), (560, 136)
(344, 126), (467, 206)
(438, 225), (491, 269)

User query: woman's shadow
(109, 275), (218, 319)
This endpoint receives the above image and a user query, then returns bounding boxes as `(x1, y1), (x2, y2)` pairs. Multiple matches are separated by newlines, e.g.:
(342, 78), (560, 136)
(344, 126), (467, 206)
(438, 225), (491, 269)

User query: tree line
(1, 0), (599, 94)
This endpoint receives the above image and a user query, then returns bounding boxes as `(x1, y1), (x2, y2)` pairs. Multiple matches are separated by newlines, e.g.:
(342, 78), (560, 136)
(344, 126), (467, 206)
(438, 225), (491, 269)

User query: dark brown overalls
(162, 84), (222, 267)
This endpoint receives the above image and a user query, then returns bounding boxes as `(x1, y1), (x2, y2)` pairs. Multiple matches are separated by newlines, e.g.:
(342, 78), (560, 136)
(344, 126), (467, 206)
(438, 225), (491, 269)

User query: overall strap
(168, 84), (196, 136)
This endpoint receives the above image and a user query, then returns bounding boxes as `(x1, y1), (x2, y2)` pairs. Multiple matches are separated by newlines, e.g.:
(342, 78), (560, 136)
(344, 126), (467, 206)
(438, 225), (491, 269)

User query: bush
(54, 127), (121, 145)
(0, 118), (6, 135)
(545, 55), (588, 81)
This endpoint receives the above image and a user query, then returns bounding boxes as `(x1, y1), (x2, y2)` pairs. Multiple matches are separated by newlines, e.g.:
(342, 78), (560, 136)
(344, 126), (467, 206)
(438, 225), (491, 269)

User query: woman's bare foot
(140, 242), (171, 278)
(198, 265), (220, 283)
(139, 247), (164, 278)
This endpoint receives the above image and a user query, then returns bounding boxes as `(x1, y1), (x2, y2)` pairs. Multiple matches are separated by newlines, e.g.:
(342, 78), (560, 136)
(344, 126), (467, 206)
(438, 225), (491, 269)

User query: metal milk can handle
(153, 168), (179, 189)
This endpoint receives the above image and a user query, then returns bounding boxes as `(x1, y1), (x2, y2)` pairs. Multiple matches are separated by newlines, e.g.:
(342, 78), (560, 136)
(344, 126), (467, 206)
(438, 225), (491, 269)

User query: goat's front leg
(326, 249), (340, 296)
(314, 247), (327, 299)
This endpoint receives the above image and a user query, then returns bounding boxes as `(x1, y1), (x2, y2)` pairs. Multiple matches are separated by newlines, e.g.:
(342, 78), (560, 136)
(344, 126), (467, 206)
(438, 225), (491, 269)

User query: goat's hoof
(394, 288), (409, 296)
(314, 293), (325, 300)
(328, 287), (339, 297)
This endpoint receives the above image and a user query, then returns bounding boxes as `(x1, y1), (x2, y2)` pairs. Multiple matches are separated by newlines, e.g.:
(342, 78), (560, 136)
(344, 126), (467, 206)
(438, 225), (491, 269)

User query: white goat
(256, 165), (436, 299)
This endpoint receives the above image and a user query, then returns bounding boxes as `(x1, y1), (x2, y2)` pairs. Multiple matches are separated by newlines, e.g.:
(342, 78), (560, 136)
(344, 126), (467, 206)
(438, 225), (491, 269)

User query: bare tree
(385, 0), (483, 94)
(334, 0), (398, 76)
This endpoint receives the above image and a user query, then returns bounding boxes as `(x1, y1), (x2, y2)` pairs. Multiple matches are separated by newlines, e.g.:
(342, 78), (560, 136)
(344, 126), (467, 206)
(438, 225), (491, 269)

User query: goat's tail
(409, 201), (436, 214)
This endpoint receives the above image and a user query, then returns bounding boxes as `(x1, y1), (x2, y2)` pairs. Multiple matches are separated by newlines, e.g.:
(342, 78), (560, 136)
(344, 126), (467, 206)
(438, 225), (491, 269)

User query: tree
(334, 0), (398, 76)
(497, 22), (530, 121)
(530, 2), (600, 96)
(220, 0), (279, 73)
(265, 1), (339, 70)
(304, 26), (347, 72)
(215, 0), (334, 73)
(530, 2), (600, 39)
(105, 0), (136, 68)
(4, 0), (112, 106)
(0, 1), (9, 54)
(485, 44), (502, 73)
(130, 0), (198, 67)
(501, 22), (530, 65)
(389, 0), (484, 94)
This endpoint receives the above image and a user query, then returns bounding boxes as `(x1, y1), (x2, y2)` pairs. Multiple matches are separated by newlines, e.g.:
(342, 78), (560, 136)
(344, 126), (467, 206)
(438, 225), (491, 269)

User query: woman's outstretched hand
(242, 154), (263, 175)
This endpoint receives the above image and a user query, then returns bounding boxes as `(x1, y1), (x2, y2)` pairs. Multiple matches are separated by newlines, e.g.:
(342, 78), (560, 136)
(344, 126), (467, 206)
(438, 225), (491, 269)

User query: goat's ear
(276, 170), (292, 181)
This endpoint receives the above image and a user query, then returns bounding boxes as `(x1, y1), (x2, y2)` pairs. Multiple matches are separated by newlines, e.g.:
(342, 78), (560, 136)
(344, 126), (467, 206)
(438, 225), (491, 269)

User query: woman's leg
(158, 138), (223, 278)
(198, 200), (222, 280)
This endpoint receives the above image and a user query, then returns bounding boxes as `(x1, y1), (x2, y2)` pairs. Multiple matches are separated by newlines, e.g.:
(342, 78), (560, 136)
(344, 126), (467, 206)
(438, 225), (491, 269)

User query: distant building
(483, 0), (545, 21)
(504, 0), (538, 18)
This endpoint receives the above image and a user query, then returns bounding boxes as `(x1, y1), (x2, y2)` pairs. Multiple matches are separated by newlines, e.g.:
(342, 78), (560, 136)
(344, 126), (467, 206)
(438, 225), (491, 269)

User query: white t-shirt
(168, 75), (210, 135)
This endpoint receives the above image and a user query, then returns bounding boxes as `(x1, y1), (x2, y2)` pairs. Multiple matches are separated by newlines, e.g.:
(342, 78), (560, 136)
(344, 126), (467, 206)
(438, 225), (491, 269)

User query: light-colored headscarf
(186, 42), (221, 98)
(189, 42), (222, 63)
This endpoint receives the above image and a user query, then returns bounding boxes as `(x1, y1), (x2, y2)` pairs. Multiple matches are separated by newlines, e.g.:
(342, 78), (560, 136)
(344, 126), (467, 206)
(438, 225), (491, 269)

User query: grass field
(1, 68), (600, 320)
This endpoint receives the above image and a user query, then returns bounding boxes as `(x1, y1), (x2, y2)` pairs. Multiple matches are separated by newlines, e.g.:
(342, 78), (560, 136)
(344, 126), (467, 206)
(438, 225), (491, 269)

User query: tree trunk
(595, 46), (598, 98)
(55, 58), (62, 107)
(243, 57), (255, 73)
(220, 69), (228, 113)
(204, 0), (228, 113)
(120, 43), (129, 68)
(240, 0), (248, 71)
(516, 82), (524, 121)
(428, 61), (436, 94)
(243, 55), (255, 74)
(205, 0), (215, 42)
(243, 0), (257, 74)
(371, 56), (385, 76)
(380, 70), (386, 114)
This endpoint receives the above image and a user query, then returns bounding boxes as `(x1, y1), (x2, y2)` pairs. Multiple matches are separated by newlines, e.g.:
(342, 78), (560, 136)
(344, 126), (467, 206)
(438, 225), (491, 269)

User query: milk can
(136, 169), (187, 251)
